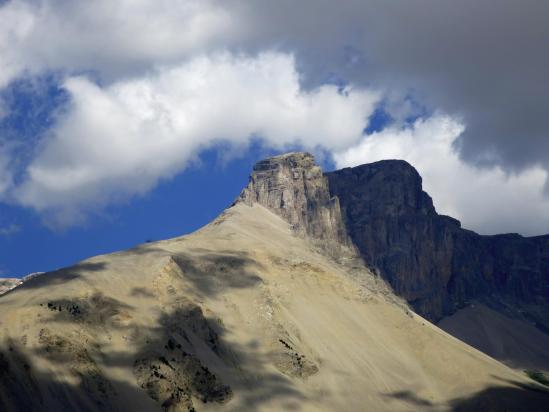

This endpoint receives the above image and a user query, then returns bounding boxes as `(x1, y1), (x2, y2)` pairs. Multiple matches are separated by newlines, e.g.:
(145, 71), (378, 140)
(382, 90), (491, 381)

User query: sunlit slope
(1, 203), (547, 411)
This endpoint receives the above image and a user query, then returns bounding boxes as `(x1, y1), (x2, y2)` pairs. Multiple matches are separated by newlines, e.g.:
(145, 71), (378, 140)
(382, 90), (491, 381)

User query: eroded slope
(0, 203), (547, 411)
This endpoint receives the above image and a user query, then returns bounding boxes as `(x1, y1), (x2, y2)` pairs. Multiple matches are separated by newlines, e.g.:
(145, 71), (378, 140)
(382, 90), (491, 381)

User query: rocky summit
(237, 152), (352, 253)
(0, 152), (548, 412)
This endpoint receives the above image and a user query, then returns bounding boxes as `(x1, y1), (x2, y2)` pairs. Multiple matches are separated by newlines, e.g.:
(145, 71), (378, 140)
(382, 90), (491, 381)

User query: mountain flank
(235, 152), (549, 373)
(0, 152), (548, 411)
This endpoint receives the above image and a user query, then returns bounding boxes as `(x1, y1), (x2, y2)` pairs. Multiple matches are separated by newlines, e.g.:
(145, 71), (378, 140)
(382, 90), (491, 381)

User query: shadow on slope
(3, 262), (108, 295)
(172, 250), (264, 296)
(0, 344), (143, 412)
(97, 301), (305, 410)
(449, 378), (549, 412)
(383, 390), (434, 407)
(383, 377), (549, 412)
(0, 251), (304, 411)
(36, 292), (135, 335)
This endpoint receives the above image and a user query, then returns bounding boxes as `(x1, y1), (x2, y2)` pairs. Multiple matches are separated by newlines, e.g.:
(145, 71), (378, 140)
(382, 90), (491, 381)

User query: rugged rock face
(326, 160), (549, 327)
(236, 153), (549, 329)
(238, 152), (351, 253)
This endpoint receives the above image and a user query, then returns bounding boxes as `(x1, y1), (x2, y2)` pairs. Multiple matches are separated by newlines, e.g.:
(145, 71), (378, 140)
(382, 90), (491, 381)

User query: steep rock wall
(326, 160), (549, 327)
(237, 152), (351, 251)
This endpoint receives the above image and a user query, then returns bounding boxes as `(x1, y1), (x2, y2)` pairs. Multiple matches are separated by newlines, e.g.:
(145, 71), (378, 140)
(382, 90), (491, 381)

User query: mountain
(326, 159), (549, 372)
(327, 160), (549, 327)
(0, 152), (548, 411)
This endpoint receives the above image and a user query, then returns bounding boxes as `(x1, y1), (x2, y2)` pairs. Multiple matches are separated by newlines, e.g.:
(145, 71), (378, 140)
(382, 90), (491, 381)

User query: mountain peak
(237, 152), (351, 252)
(327, 159), (436, 216)
(251, 151), (316, 172)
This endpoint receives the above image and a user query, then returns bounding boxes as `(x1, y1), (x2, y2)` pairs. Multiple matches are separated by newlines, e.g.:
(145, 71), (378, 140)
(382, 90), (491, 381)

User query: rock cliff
(237, 152), (352, 255)
(326, 160), (549, 328)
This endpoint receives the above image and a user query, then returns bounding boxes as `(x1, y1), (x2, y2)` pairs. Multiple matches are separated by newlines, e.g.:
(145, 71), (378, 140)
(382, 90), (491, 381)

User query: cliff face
(326, 160), (549, 328)
(238, 152), (351, 252)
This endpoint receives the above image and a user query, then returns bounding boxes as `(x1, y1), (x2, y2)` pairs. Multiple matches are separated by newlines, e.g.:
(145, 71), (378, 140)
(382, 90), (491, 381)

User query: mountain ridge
(234, 152), (549, 333)
(0, 151), (548, 411)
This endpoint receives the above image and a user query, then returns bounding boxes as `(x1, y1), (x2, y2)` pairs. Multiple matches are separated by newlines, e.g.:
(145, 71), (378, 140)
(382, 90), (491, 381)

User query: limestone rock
(237, 152), (351, 253)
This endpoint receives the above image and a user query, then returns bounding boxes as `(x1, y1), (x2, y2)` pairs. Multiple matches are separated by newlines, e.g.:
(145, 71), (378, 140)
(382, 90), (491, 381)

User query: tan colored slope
(439, 303), (549, 374)
(0, 203), (547, 411)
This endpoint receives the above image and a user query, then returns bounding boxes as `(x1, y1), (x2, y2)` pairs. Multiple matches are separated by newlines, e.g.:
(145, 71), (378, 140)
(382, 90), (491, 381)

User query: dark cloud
(232, 0), (549, 175)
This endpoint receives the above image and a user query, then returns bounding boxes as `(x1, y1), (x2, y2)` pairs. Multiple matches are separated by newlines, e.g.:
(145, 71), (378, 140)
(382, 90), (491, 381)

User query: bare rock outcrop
(237, 152), (352, 256)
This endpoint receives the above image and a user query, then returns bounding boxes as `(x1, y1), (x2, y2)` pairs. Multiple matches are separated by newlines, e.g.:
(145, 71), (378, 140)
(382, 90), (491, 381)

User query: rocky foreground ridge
(237, 153), (549, 332)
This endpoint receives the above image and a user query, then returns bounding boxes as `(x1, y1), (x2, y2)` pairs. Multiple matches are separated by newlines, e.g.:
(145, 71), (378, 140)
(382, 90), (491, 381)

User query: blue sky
(0, 145), (277, 277)
(0, 138), (339, 277)
(0, 72), (345, 277)
(0, 72), (342, 277)
(1, 1), (549, 277)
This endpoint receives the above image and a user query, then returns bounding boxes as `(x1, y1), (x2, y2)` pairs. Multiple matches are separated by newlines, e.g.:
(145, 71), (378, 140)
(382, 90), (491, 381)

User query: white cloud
(0, 1), (35, 87)
(0, 0), (235, 86)
(334, 116), (549, 236)
(1, 0), (548, 236)
(13, 52), (379, 227)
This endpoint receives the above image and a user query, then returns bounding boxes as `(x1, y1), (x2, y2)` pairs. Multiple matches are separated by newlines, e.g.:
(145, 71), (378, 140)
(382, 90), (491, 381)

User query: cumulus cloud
(2, 0), (548, 170)
(0, 0), (234, 86)
(1, 0), (548, 234)
(334, 116), (549, 236)
(1, 1), (548, 175)
(235, 0), (549, 176)
(13, 52), (378, 227)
